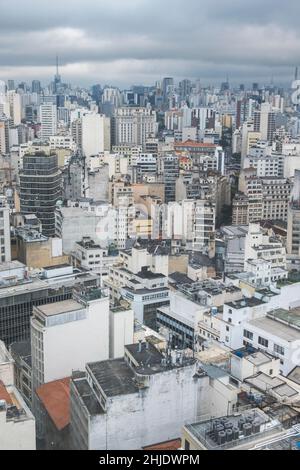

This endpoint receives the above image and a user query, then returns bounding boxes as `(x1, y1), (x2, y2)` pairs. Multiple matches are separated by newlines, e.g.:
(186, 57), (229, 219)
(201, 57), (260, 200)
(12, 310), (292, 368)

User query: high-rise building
(162, 77), (174, 103)
(81, 113), (106, 157)
(31, 288), (110, 437)
(0, 262), (99, 346)
(31, 80), (41, 94)
(254, 103), (276, 143)
(113, 107), (157, 148)
(39, 103), (57, 141)
(161, 154), (179, 203)
(20, 152), (62, 237)
(7, 80), (15, 91)
(0, 196), (11, 263)
(0, 117), (10, 154)
(287, 170), (300, 255)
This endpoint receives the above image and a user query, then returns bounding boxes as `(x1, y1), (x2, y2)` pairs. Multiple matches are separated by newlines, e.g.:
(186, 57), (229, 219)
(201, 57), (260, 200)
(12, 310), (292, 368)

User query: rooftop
(267, 308), (300, 331)
(0, 380), (13, 405)
(87, 359), (138, 398)
(226, 297), (265, 310)
(185, 408), (281, 450)
(125, 342), (163, 368)
(34, 299), (84, 317)
(72, 375), (103, 416)
(247, 316), (300, 342)
(175, 140), (216, 148)
(36, 378), (70, 431)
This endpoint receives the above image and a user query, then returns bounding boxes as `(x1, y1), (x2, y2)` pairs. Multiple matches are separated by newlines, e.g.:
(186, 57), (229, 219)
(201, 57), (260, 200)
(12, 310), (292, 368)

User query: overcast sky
(0, 0), (298, 87)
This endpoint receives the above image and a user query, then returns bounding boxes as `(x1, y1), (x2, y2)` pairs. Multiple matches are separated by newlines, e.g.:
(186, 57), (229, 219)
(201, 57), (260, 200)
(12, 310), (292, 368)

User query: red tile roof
(36, 377), (70, 431)
(143, 439), (181, 450)
(0, 380), (13, 405)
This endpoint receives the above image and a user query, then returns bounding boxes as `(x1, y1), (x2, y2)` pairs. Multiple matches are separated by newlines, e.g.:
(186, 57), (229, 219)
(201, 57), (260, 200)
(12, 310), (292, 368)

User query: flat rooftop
(0, 260), (25, 272)
(87, 359), (138, 398)
(185, 408), (280, 450)
(226, 297), (265, 310)
(72, 376), (103, 416)
(247, 316), (300, 342)
(34, 299), (84, 317)
(267, 308), (300, 330)
(233, 347), (273, 366)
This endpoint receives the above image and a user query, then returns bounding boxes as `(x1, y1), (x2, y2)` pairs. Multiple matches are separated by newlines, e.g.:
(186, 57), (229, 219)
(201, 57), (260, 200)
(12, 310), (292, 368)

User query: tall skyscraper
(161, 154), (179, 203)
(0, 117), (10, 154)
(39, 103), (57, 140)
(0, 196), (11, 263)
(253, 102), (276, 143)
(20, 152), (62, 237)
(7, 80), (15, 91)
(32, 80), (41, 94)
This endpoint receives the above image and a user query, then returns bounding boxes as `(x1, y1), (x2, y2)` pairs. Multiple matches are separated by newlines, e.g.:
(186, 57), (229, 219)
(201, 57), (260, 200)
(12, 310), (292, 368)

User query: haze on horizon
(0, 0), (299, 87)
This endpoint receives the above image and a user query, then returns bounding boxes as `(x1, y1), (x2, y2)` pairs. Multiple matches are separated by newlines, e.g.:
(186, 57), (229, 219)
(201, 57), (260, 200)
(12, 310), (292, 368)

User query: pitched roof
(0, 380), (13, 405)
(143, 439), (181, 450)
(36, 377), (70, 431)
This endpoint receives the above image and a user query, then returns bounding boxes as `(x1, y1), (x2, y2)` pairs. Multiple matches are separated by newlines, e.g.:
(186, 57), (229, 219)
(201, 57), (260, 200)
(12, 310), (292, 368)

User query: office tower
(179, 79), (192, 99)
(31, 80), (41, 94)
(162, 77), (174, 102)
(0, 263), (99, 346)
(20, 152), (62, 237)
(7, 80), (15, 91)
(0, 117), (10, 154)
(7, 91), (21, 125)
(0, 196), (11, 263)
(254, 102), (276, 143)
(193, 200), (216, 256)
(161, 154), (179, 203)
(114, 107), (157, 148)
(39, 103), (57, 141)
(287, 170), (300, 255)
(81, 113), (105, 158)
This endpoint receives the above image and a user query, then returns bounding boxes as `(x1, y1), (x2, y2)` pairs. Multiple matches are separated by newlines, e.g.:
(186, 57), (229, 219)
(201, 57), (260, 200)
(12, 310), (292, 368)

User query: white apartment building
(72, 237), (118, 277)
(69, 344), (199, 450)
(193, 200), (216, 255)
(0, 341), (36, 450)
(39, 103), (57, 141)
(31, 290), (110, 436)
(0, 196), (11, 263)
(31, 293), (110, 390)
(81, 113), (110, 158)
(243, 308), (300, 376)
(0, 383), (36, 450)
(114, 107), (157, 148)
(244, 223), (287, 272)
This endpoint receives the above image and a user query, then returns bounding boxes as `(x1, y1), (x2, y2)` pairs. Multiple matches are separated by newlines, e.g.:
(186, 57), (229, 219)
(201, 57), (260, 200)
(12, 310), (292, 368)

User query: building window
(184, 440), (190, 450)
(274, 344), (285, 356)
(244, 330), (253, 341)
(258, 336), (269, 348)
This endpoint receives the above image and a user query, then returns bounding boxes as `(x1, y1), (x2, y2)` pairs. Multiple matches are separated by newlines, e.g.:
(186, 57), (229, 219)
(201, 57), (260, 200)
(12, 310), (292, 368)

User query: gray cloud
(0, 0), (298, 86)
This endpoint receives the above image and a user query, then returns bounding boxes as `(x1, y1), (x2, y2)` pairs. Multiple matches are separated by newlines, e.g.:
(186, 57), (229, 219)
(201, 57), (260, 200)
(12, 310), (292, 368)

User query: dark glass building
(20, 152), (62, 237)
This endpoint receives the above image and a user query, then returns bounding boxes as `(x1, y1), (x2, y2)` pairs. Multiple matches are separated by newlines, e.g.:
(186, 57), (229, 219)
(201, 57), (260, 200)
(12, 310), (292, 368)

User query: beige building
(15, 228), (68, 269)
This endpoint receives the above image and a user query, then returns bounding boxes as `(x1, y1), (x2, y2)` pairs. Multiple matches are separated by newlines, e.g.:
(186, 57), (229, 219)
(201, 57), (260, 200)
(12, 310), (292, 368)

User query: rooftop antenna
(295, 66), (299, 82)
(56, 55), (59, 77)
